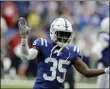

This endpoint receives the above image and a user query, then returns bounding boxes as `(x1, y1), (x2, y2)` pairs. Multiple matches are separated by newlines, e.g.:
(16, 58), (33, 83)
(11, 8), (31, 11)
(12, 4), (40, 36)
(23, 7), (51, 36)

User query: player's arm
(19, 17), (39, 60)
(73, 57), (109, 78)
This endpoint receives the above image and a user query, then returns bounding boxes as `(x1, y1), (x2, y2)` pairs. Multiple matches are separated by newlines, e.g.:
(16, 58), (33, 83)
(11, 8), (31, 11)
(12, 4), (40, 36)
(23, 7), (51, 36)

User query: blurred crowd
(1, 1), (109, 79)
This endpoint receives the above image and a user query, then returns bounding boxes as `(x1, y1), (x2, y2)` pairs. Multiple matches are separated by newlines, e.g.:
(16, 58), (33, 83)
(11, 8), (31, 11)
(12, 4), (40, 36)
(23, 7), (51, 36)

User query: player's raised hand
(18, 17), (31, 39)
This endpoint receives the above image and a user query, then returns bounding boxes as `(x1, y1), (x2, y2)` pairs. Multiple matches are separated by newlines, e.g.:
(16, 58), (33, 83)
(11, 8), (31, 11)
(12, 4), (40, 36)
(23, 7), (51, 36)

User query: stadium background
(1, 1), (109, 88)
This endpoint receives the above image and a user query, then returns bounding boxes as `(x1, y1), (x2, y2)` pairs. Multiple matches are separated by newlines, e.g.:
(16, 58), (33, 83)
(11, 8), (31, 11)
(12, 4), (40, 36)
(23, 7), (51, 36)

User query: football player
(18, 17), (109, 89)
(91, 17), (109, 88)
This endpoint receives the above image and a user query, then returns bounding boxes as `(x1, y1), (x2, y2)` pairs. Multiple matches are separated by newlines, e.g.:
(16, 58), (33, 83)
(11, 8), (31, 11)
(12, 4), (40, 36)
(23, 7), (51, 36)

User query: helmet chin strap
(55, 35), (71, 56)
(50, 35), (71, 57)
(56, 42), (68, 56)
(50, 42), (66, 58)
(50, 42), (70, 60)
(55, 46), (64, 56)
(50, 44), (58, 58)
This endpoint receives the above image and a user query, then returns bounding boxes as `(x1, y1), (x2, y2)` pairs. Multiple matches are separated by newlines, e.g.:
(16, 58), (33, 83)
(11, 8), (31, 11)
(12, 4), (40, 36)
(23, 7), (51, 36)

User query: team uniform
(97, 32), (110, 67)
(18, 17), (110, 89)
(96, 32), (109, 88)
(33, 38), (81, 89)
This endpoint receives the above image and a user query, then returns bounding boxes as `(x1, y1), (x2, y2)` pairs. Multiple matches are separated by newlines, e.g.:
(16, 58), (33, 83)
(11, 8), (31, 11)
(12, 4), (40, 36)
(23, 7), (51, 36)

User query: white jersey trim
(73, 46), (76, 52)
(40, 38), (44, 46)
(44, 39), (48, 47)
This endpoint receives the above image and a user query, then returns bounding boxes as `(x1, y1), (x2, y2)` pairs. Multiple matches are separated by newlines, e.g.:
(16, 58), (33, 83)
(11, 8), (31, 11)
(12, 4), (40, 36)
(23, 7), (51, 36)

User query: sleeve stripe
(40, 38), (44, 46)
(44, 39), (48, 47)
(73, 46), (76, 52)
(77, 48), (79, 52)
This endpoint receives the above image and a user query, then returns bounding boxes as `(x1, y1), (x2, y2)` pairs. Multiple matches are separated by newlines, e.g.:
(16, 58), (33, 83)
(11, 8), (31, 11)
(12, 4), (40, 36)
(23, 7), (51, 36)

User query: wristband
(21, 38), (28, 46)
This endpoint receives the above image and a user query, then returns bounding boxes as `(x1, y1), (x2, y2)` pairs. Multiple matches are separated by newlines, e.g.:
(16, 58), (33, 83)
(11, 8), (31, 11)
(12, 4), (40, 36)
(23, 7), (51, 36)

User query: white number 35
(43, 57), (70, 83)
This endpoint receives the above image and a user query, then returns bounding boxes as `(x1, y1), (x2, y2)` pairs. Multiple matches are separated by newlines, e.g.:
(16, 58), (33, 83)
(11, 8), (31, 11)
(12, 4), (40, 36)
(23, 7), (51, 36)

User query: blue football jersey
(33, 38), (81, 89)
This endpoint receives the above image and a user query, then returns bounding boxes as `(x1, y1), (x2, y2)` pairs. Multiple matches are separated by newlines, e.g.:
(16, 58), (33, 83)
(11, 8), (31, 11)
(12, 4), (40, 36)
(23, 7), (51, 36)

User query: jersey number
(43, 57), (70, 83)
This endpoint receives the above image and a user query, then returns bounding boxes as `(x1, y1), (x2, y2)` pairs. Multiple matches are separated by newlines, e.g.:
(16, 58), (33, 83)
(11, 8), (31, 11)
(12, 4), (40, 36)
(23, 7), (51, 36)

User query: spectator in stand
(2, 1), (18, 28)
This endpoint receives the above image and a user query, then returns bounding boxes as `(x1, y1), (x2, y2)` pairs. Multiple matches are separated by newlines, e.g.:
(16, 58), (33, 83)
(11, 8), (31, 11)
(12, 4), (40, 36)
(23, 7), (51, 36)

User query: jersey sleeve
(32, 38), (48, 47)
(73, 46), (82, 58)
(69, 46), (82, 61)
(33, 38), (42, 47)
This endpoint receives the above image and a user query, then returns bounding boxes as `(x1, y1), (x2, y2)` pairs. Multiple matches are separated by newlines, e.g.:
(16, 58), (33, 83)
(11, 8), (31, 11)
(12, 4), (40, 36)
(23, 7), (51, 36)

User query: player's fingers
(18, 18), (24, 29)
(27, 24), (31, 31)
(18, 18), (26, 27)
(19, 17), (24, 25)
(18, 20), (22, 26)
(19, 17), (27, 26)
(18, 17), (31, 33)
(18, 22), (22, 30)
(18, 21), (23, 30)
